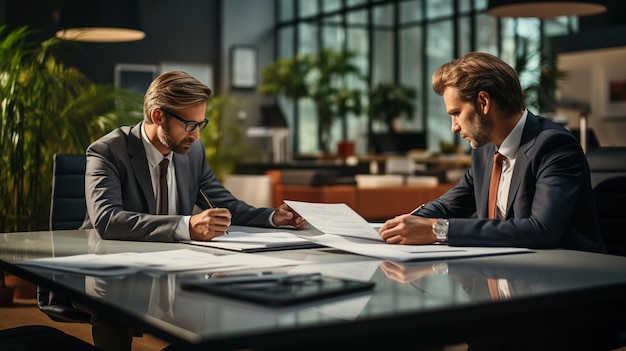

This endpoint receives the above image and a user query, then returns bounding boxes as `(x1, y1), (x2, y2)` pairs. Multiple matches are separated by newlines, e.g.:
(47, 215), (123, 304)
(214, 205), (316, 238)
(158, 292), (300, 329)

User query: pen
(410, 281), (428, 295)
(411, 203), (426, 215)
(199, 189), (229, 235)
(199, 188), (215, 208)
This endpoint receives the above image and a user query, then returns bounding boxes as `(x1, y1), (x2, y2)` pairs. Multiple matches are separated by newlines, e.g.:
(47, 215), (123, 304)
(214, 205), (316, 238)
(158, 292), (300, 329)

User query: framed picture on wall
(114, 64), (158, 95)
(600, 64), (626, 119)
(230, 45), (257, 89)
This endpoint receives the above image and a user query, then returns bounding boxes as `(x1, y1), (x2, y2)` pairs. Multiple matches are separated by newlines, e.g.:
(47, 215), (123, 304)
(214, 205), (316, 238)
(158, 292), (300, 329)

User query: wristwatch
(432, 218), (449, 243)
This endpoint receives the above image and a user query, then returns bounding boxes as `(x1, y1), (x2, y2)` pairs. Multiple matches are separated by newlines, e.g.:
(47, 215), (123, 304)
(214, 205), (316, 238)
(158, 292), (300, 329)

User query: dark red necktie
(488, 152), (506, 219)
(158, 158), (169, 215)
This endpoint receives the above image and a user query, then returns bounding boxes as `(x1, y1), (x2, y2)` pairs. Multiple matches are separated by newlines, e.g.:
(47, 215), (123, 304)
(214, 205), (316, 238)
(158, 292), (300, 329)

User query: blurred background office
(2, 0), (625, 158)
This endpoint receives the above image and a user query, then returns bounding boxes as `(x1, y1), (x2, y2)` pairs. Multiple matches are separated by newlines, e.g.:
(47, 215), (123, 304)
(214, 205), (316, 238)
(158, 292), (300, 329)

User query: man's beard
(465, 111), (492, 149)
(158, 120), (194, 154)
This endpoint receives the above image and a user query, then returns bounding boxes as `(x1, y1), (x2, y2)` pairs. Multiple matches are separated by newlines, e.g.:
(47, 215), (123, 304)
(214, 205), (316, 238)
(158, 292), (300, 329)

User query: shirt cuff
(269, 210), (277, 227)
(174, 216), (191, 241)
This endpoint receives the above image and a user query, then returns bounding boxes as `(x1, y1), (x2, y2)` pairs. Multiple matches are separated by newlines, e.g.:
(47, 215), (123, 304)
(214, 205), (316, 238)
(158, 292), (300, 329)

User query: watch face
(434, 221), (445, 234)
(433, 219), (448, 241)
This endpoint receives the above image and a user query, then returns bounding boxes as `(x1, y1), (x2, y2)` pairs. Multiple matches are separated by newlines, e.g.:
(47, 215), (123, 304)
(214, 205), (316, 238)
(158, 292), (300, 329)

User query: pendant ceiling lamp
(487, 0), (607, 18)
(55, 0), (145, 42)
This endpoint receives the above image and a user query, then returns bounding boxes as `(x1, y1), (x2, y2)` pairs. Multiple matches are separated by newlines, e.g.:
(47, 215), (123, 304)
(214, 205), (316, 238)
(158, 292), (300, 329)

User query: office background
(2, 0), (625, 158)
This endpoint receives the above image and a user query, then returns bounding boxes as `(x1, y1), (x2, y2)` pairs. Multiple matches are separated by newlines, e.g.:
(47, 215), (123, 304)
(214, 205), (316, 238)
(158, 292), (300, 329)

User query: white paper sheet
(284, 200), (382, 241)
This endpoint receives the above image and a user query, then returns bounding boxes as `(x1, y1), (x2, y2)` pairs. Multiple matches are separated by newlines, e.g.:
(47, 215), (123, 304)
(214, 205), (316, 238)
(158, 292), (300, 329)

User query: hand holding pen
(188, 189), (231, 241)
(200, 189), (229, 235)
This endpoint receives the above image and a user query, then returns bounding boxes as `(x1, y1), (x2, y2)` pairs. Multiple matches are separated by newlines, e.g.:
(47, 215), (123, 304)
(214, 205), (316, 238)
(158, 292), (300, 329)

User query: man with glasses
(82, 70), (307, 242)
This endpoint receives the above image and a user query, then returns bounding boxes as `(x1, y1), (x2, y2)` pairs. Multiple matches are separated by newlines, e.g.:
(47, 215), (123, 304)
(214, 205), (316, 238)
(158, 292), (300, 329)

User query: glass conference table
(1, 226), (626, 350)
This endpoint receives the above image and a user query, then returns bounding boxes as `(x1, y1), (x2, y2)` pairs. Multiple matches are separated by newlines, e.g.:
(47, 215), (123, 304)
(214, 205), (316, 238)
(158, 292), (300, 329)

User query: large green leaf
(0, 26), (143, 232)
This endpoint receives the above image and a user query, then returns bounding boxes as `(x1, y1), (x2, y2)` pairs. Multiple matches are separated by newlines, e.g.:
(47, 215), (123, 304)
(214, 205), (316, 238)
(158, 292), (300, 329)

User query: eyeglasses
(160, 108), (208, 132)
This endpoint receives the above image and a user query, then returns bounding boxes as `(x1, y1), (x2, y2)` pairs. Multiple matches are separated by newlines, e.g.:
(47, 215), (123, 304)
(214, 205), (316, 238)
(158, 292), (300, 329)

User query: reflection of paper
(289, 261), (380, 282)
(305, 234), (531, 262)
(314, 294), (371, 321)
(18, 249), (304, 276)
(284, 200), (381, 241)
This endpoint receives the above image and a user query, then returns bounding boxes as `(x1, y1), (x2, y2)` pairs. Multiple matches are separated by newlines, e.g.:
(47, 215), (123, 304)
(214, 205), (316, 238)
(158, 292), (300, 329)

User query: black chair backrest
(50, 153), (87, 230)
(41, 154), (92, 324)
(594, 176), (626, 256)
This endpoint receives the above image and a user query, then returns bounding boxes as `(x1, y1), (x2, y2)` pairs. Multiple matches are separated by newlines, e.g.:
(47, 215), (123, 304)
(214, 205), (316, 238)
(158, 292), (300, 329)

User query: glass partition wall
(275, 0), (577, 156)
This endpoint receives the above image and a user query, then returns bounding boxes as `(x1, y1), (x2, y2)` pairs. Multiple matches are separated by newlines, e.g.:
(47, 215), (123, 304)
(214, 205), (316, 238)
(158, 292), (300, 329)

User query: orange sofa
(266, 170), (454, 221)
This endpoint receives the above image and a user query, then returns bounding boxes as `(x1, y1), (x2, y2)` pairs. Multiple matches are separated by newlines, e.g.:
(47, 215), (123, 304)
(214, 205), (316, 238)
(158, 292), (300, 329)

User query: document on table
(16, 249), (305, 276)
(283, 200), (381, 241)
(184, 231), (323, 252)
(283, 200), (531, 262)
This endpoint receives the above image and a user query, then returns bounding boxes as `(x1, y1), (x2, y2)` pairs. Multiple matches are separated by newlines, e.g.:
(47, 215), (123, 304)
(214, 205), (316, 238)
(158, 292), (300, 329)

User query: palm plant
(259, 48), (365, 154)
(0, 25), (143, 232)
(515, 39), (568, 114)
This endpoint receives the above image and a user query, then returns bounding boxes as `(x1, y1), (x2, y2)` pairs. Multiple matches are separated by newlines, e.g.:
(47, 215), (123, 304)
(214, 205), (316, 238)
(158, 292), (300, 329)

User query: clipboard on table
(181, 273), (375, 306)
(183, 231), (324, 253)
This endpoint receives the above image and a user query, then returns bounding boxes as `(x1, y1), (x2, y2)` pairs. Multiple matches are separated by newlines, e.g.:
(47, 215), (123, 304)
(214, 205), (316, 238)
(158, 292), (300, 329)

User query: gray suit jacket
(418, 112), (606, 253)
(81, 122), (274, 241)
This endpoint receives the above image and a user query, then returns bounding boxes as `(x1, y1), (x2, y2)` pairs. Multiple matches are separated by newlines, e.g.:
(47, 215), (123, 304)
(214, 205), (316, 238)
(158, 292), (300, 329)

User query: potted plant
(515, 39), (568, 114)
(0, 25), (143, 232)
(259, 48), (365, 155)
(201, 94), (259, 182)
(368, 82), (417, 153)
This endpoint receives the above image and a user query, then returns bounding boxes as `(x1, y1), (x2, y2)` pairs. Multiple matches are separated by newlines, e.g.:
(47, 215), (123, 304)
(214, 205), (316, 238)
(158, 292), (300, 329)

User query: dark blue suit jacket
(418, 112), (606, 253)
(81, 122), (274, 241)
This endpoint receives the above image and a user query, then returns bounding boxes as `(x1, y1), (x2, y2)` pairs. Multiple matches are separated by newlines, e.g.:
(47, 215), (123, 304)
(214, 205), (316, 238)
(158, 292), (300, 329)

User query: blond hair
(143, 71), (213, 124)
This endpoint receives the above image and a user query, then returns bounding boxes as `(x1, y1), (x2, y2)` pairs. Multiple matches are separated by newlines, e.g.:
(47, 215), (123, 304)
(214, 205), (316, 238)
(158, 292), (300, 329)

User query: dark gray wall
(3, 0), (222, 89)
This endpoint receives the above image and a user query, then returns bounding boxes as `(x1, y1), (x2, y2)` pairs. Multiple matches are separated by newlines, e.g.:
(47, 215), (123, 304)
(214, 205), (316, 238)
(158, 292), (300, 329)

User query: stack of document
(185, 231), (323, 252)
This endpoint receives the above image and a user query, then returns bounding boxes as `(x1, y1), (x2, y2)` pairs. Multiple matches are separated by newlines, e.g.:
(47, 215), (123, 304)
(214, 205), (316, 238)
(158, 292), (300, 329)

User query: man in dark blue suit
(379, 52), (606, 254)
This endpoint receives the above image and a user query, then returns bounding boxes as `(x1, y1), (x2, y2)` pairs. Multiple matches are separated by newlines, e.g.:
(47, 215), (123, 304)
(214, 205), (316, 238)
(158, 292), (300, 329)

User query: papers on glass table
(16, 249), (304, 276)
(283, 200), (532, 262)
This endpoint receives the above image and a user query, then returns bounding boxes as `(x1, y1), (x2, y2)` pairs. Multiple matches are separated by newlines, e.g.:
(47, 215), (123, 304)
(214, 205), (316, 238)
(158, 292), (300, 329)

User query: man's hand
(380, 261), (436, 283)
(189, 208), (232, 241)
(271, 203), (307, 229)
(378, 214), (438, 245)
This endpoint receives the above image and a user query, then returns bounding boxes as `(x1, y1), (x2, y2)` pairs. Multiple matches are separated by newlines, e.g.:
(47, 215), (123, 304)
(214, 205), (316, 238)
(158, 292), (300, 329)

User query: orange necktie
(487, 152), (505, 301)
(488, 152), (506, 219)
(487, 278), (501, 301)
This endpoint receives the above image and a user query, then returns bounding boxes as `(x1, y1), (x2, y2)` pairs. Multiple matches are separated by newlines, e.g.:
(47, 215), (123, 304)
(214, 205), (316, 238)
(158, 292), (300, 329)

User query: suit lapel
(506, 112), (539, 217)
(128, 122), (157, 214)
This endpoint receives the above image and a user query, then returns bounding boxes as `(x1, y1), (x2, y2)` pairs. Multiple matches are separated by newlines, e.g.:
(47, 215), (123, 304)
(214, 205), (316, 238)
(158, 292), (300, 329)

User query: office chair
(593, 175), (626, 257)
(41, 154), (145, 344)
(38, 153), (92, 324)
(49, 153), (88, 230)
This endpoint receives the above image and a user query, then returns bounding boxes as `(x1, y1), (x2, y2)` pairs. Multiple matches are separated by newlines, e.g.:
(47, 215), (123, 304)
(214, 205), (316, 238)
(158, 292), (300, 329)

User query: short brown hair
(432, 52), (525, 116)
(143, 70), (213, 123)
